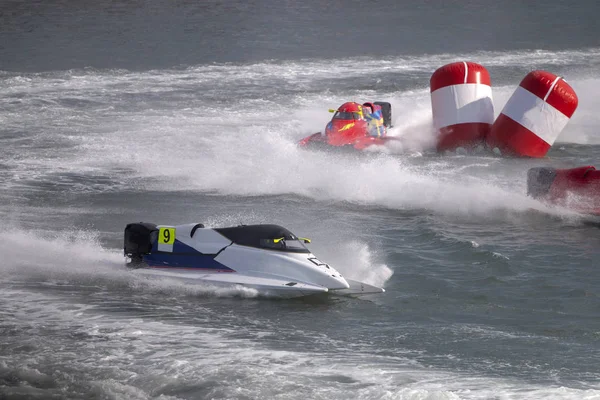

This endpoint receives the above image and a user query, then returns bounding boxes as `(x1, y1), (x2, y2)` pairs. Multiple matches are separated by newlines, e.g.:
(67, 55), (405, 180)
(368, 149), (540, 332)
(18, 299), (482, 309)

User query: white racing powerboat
(124, 222), (385, 298)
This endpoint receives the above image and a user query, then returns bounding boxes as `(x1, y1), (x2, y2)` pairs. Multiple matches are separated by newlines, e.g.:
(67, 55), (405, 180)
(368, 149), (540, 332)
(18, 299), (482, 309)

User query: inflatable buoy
(487, 71), (578, 158)
(430, 61), (494, 152)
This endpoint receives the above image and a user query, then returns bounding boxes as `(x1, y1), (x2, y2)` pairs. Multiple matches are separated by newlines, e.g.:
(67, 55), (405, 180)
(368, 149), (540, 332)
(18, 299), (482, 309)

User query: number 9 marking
(158, 227), (175, 245)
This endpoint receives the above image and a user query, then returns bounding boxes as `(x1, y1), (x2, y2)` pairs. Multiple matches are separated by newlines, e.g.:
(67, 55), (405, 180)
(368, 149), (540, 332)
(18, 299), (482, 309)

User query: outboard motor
(124, 222), (158, 264)
(527, 167), (557, 198)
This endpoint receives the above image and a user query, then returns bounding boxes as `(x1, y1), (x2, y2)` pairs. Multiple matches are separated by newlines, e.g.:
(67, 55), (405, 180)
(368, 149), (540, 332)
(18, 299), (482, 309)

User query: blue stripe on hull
(152, 239), (224, 254)
(143, 252), (235, 272)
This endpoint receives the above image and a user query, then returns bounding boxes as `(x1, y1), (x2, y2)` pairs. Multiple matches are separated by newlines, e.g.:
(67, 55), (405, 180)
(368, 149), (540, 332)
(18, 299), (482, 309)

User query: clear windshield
(333, 111), (361, 120)
(259, 238), (310, 253)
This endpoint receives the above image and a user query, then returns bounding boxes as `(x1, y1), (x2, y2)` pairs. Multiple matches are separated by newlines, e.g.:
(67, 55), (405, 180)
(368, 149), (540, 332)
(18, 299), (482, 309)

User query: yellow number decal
(158, 227), (175, 245)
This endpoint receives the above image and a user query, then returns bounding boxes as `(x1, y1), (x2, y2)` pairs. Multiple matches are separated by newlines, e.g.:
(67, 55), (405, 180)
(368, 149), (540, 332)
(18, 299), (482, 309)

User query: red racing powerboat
(527, 165), (600, 215)
(299, 101), (395, 151)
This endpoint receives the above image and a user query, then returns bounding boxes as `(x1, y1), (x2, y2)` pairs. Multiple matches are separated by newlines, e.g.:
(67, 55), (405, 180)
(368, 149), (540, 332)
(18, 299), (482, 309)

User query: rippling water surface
(1, 1), (600, 399)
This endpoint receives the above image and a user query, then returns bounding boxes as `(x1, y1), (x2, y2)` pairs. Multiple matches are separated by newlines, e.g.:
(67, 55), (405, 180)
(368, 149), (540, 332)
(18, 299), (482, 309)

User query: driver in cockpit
(362, 102), (385, 137)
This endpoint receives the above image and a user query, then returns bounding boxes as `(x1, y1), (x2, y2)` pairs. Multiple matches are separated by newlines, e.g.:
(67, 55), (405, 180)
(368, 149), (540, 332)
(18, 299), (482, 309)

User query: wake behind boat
(124, 222), (385, 298)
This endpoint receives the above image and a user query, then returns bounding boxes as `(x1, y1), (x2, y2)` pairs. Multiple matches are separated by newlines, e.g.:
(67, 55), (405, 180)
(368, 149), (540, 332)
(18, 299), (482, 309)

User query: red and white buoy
(430, 61), (494, 152)
(486, 71), (578, 158)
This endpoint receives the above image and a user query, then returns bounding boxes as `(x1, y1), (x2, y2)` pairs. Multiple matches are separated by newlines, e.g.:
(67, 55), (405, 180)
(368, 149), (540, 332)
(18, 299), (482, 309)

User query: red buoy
(430, 61), (494, 152)
(487, 71), (578, 158)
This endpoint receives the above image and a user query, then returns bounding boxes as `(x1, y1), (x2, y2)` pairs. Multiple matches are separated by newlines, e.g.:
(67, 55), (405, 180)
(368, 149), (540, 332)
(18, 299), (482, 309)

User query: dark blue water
(3, 0), (600, 71)
(1, 1), (599, 399)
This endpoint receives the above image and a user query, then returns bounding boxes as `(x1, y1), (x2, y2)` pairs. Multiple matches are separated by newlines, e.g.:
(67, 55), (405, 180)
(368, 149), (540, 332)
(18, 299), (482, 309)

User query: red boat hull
(299, 132), (397, 151)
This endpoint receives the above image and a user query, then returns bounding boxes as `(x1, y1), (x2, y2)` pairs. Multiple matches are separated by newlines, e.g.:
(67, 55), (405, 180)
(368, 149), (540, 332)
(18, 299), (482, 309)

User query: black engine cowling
(374, 101), (392, 127)
(527, 167), (557, 198)
(124, 222), (158, 261)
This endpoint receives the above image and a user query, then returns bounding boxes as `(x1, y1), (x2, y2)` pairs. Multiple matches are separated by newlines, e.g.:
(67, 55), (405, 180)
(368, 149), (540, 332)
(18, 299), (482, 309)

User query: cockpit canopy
(332, 102), (364, 121)
(215, 224), (310, 253)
